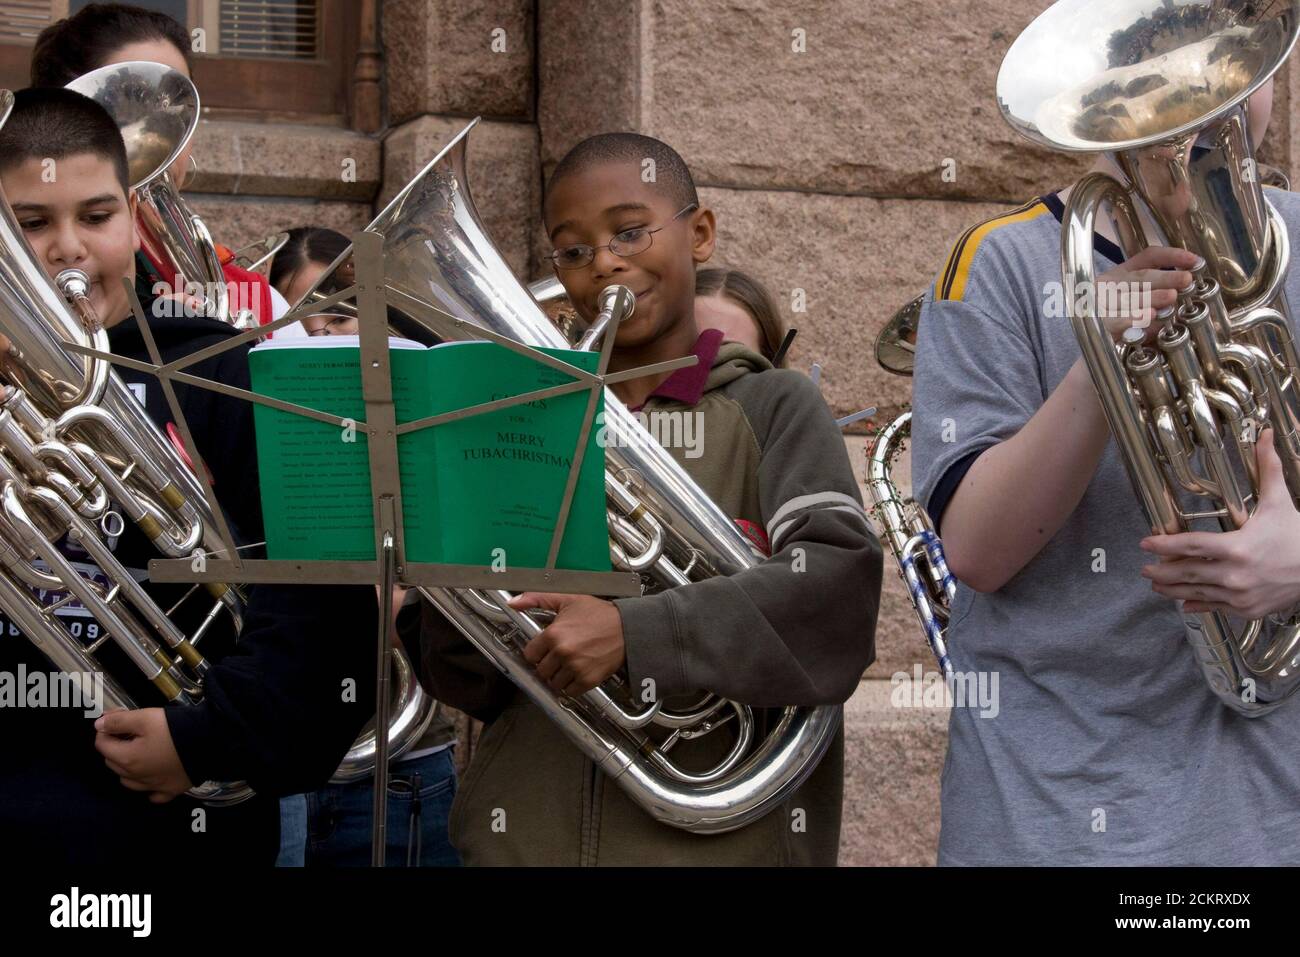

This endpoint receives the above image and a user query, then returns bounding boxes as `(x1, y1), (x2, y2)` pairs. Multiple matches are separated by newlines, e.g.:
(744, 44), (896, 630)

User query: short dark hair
(30, 3), (191, 88)
(269, 226), (351, 293)
(546, 132), (699, 216)
(0, 87), (130, 193)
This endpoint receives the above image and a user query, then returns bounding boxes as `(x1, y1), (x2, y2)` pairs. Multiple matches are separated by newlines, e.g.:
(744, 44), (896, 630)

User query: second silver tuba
(66, 63), (438, 779)
(66, 61), (251, 329)
(867, 296), (957, 680)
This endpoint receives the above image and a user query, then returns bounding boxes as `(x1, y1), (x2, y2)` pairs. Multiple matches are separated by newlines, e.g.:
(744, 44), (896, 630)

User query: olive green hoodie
(409, 335), (883, 865)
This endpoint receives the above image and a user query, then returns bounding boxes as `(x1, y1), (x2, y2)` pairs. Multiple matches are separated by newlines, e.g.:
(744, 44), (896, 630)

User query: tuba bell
(296, 118), (842, 833)
(65, 62), (252, 329)
(998, 0), (1300, 714)
(0, 90), (250, 803)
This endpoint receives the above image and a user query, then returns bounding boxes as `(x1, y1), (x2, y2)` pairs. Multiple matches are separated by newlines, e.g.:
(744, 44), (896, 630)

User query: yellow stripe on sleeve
(936, 200), (1051, 302)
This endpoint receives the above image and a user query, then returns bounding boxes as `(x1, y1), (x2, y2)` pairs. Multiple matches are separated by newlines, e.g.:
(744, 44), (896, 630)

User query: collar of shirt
(629, 328), (724, 411)
(1041, 192), (1124, 265)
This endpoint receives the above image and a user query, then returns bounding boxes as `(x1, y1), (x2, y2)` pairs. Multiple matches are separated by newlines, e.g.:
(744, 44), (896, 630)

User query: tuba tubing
(1063, 176), (1300, 714)
(866, 411), (956, 681)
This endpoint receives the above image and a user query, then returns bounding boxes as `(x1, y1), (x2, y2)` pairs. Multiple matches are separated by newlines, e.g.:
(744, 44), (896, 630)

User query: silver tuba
(298, 118), (842, 833)
(998, 0), (1300, 714)
(866, 296), (957, 679)
(66, 61), (253, 329)
(0, 90), (250, 803)
(331, 626), (437, 783)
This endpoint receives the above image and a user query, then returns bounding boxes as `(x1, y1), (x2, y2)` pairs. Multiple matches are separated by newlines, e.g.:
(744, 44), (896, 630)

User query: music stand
(65, 229), (696, 865)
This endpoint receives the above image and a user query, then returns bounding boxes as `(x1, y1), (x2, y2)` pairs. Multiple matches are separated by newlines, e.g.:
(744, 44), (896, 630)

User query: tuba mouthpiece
(54, 268), (90, 301)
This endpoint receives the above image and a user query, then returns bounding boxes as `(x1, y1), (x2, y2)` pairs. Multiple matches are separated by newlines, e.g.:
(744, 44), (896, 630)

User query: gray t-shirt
(911, 188), (1300, 865)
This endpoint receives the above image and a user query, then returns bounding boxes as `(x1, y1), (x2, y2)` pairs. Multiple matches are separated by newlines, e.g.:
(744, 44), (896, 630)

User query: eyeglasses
(305, 314), (356, 337)
(548, 203), (699, 270)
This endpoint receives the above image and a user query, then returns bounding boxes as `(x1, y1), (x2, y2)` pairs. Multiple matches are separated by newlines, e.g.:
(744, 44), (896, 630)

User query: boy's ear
(127, 188), (140, 253)
(690, 206), (716, 265)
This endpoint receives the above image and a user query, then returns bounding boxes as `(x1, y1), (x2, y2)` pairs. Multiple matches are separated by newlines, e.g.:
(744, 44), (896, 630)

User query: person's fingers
(549, 667), (578, 694)
(1141, 532), (1239, 561)
(1254, 428), (1287, 502)
(93, 732), (133, 765)
(563, 673), (597, 697)
(1141, 558), (1216, 585)
(1119, 247), (1202, 272)
(94, 709), (141, 736)
(1183, 601), (1234, 615)
(508, 592), (570, 614)
(1125, 268), (1194, 290)
(533, 647), (563, 681)
(1150, 582), (1236, 605)
(522, 627), (553, 665)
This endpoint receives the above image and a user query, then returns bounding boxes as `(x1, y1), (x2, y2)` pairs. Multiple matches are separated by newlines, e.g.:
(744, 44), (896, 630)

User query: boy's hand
(94, 708), (194, 803)
(153, 291), (210, 320)
(1140, 429), (1300, 619)
(508, 592), (626, 696)
(1095, 247), (1202, 345)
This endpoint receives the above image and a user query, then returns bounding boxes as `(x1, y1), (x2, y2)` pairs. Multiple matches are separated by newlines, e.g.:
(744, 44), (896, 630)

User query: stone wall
(183, 0), (1300, 865)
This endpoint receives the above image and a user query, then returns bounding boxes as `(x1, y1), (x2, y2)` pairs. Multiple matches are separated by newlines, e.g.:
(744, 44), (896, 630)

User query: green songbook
(247, 336), (610, 571)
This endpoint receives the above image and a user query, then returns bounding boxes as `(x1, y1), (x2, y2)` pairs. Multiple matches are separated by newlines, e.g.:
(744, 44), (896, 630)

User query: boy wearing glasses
(409, 132), (883, 865)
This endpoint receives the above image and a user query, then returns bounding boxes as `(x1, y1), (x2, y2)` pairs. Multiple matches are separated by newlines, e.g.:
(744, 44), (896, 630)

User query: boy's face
(2, 153), (139, 327)
(545, 161), (715, 351)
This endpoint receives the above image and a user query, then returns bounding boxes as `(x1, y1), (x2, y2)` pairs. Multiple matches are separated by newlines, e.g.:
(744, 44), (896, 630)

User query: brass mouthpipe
(53, 269), (111, 409)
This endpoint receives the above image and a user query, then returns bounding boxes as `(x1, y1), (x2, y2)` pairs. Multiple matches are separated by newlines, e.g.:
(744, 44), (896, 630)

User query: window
(0, 1), (59, 43)
(0, 1), (359, 122)
(213, 0), (318, 60)
(0, 0), (63, 86)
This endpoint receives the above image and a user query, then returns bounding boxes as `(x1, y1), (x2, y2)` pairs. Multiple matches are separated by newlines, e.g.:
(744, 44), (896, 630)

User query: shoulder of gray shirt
(912, 186), (1300, 527)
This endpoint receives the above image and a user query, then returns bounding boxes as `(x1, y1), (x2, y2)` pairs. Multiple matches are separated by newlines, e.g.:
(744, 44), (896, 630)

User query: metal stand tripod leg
(371, 530), (396, 867)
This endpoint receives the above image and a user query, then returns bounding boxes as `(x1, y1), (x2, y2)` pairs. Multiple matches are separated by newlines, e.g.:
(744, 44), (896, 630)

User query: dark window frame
(0, 0), (360, 125)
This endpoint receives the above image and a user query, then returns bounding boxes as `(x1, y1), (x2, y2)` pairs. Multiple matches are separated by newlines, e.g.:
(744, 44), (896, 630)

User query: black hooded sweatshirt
(0, 270), (377, 867)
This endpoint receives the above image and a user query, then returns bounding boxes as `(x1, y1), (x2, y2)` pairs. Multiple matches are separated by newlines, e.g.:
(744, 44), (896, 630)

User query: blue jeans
(277, 748), (460, 867)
